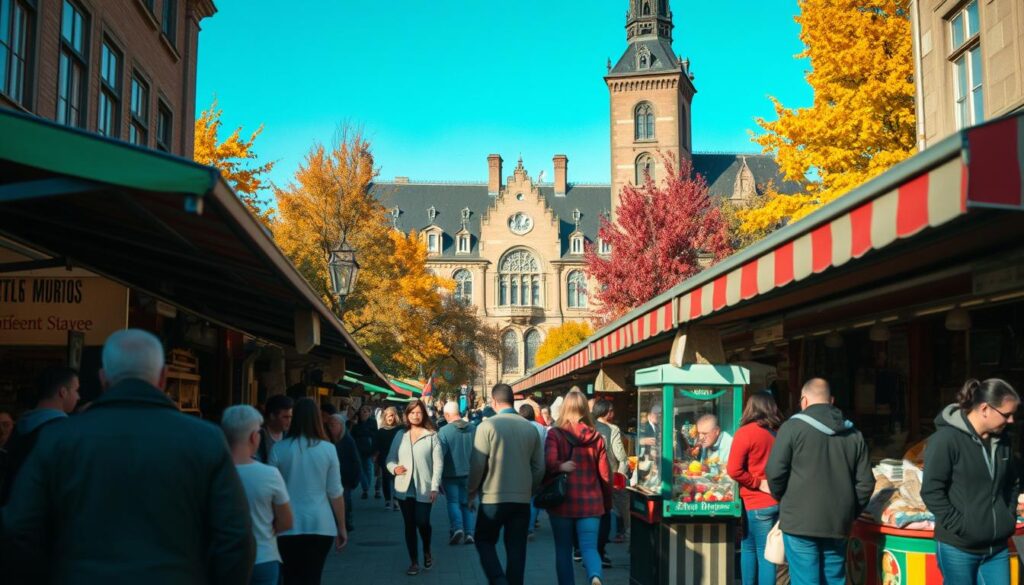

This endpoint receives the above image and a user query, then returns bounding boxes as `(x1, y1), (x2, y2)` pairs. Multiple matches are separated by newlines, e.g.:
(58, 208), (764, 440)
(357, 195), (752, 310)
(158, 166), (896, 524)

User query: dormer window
(570, 234), (584, 255)
(457, 232), (471, 254)
(427, 206), (437, 223)
(461, 207), (472, 221)
(423, 226), (443, 255)
(636, 46), (652, 71)
(599, 238), (612, 255)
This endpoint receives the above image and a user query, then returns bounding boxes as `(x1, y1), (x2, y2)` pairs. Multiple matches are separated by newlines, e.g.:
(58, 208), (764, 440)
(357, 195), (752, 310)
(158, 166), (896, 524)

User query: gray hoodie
(438, 419), (475, 479)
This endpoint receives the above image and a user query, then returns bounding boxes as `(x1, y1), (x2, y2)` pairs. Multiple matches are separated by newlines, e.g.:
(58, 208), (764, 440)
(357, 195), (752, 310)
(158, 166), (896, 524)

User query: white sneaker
(449, 529), (465, 545)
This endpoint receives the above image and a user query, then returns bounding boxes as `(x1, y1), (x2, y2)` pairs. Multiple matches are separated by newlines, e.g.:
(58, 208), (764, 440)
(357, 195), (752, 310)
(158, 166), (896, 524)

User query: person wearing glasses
(922, 378), (1021, 585)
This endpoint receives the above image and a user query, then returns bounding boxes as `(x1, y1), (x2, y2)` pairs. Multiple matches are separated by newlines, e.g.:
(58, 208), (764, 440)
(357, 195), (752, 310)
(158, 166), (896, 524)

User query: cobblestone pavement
(321, 492), (631, 584)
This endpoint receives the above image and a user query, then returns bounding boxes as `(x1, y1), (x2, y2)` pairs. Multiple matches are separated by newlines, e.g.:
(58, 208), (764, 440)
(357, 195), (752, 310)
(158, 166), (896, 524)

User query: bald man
(4, 329), (255, 584)
(438, 400), (477, 544)
(765, 378), (873, 585)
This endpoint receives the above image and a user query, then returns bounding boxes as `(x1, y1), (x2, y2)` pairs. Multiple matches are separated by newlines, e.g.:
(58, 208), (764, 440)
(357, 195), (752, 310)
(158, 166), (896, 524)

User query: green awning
(389, 378), (423, 396)
(344, 375), (396, 397)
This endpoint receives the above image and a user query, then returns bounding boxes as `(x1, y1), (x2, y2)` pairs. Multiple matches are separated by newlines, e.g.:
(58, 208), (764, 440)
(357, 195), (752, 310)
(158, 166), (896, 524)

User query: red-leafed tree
(586, 155), (732, 320)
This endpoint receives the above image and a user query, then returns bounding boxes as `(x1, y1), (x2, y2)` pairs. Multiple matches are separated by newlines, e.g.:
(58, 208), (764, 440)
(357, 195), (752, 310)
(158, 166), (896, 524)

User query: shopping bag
(765, 521), (786, 565)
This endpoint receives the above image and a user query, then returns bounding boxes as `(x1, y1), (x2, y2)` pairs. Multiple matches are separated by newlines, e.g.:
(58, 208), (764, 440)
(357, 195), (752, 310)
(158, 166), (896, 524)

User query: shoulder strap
(791, 413), (836, 436)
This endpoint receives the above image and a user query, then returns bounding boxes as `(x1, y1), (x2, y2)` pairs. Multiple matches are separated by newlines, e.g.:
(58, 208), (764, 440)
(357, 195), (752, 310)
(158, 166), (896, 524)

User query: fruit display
(672, 456), (736, 505)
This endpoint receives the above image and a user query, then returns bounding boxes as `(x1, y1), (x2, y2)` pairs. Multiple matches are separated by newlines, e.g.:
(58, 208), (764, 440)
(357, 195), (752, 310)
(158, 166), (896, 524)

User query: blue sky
(196, 1), (812, 189)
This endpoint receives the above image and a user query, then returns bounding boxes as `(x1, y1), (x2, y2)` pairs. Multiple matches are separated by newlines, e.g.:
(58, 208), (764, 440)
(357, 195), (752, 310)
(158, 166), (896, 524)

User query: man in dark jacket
(2, 329), (255, 584)
(0, 366), (79, 505)
(438, 401), (476, 544)
(766, 378), (874, 585)
(351, 405), (379, 499)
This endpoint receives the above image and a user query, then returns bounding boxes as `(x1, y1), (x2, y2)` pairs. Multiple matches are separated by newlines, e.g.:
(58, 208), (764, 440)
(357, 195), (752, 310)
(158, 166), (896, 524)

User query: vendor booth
(629, 363), (747, 585)
(513, 111), (1024, 583)
(0, 109), (399, 415)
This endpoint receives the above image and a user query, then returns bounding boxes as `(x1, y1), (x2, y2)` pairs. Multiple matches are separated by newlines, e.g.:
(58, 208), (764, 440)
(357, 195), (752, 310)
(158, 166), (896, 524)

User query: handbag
(535, 429), (577, 509)
(764, 520), (786, 565)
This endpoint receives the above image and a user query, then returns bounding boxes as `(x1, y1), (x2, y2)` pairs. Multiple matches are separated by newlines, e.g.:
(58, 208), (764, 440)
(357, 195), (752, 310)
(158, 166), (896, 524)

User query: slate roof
(369, 153), (800, 259)
(608, 38), (682, 77)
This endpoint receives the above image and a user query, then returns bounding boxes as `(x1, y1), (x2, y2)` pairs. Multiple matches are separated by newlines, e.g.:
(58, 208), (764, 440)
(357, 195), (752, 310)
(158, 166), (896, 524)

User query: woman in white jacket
(386, 399), (443, 576)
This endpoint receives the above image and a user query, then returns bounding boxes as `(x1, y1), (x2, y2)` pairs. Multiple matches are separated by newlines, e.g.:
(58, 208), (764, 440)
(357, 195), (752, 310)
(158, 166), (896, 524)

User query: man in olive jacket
(766, 378), (874, 585)
(3, 329), (255, 584)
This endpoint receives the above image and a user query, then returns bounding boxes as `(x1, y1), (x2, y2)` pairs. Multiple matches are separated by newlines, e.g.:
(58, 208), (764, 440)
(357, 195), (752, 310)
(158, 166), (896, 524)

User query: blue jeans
(742, 505), (778, 585)
(359, 455), (375, 494)
(550, 515), (602, 585)
(529, 498), (541, 533)
(936, 541), (1010, 585)
(441, 477), (477, 536)
(249, 561), (280, 585)
(783, 533), (847, 585)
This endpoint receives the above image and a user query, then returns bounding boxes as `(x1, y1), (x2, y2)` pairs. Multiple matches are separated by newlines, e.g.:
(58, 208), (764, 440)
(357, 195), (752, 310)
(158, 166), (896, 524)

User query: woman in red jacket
(726, 390), (783, 585)
(545, 389), (612, 585)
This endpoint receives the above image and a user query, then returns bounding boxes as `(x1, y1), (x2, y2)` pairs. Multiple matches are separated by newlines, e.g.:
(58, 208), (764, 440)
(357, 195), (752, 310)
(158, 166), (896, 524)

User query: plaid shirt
(544, 423), (612, 518)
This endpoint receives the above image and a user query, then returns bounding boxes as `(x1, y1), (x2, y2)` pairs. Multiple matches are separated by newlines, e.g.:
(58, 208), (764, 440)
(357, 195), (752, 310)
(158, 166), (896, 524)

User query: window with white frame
(949, 0), (983, 129)
(567, 270), (587, 308)
(453, 269), (472, 302)
(501, 330), (519, 374)
(457, 233), (471, 254)
(426, 232), (441, 254)
(570, 234), (584, 255)
(634, 102), (655, 141)
(599, 239), (611, 255)
(498, 249), (541, 307)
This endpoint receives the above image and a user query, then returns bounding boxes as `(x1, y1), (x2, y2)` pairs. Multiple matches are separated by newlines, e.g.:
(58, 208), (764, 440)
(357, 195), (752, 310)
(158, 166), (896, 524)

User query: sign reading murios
(0, 276), (128, 346)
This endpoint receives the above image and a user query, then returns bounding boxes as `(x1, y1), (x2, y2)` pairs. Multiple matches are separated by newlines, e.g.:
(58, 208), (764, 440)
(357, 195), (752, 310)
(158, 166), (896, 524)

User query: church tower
(606, 0), (696, 218)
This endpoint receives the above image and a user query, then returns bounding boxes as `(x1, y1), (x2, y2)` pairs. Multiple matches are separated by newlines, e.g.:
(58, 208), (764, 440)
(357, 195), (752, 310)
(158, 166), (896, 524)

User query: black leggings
(278, 534), (333, 585)
(379, 462), (395, 502)
(399, 497), (433, 563)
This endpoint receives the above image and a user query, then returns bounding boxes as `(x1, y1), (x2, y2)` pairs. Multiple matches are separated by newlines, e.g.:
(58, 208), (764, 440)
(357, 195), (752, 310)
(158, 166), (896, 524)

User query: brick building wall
(0, 0), (215, 157)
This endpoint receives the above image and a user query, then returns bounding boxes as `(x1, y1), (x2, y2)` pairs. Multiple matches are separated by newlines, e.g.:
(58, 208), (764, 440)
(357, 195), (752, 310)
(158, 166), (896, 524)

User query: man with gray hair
(223, 405), (293, 585)
(3, 329), (255, 584)
(438, 400), (476, 545)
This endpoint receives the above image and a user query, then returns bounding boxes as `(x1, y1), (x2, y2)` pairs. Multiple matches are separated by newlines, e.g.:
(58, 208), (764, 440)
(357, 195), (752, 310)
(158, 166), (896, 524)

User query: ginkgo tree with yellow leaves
(194, 99), (276, 226)
(273, 127), (499, 381)
(739, 0), (916, 235)
(535, 321), (593, 368)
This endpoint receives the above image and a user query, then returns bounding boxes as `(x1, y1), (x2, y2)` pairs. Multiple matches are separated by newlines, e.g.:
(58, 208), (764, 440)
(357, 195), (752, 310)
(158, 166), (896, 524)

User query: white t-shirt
(270, 438), (344, 537)
(235, 462), (289, 564)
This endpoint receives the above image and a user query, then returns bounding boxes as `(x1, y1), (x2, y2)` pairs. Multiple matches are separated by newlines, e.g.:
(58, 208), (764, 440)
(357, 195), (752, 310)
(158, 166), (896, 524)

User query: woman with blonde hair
(544, 389), (612, 585)
(375, 406), (404, 511)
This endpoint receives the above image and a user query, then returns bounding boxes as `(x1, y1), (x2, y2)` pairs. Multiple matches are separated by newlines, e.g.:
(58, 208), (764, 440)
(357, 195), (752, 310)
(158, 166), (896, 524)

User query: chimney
(394, 176), (409, 184)
(487, 154), (503, 196)
(553, 154), (568, 196)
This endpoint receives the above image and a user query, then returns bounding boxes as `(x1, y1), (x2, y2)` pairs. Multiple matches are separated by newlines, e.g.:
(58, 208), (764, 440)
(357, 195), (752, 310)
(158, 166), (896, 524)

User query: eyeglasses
(987, 403), (1017, 420)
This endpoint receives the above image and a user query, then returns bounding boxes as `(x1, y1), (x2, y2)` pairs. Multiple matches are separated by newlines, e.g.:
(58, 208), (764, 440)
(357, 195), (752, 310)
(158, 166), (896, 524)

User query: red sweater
(726, 422), (779, 511)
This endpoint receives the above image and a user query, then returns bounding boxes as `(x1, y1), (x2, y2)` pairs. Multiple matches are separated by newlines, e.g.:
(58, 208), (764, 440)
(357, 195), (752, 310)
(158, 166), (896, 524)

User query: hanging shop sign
(0, 275), (129, 346)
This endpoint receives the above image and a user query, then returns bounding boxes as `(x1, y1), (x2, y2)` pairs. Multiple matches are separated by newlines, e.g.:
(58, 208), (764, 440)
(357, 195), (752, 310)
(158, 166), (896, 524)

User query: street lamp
(328, 239), (360, 301)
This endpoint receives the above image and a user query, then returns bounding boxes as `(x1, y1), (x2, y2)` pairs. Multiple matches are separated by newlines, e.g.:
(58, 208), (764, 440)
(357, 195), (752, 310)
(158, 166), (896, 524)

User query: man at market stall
(766, 378), (873, 585)
(256, 394), (293, 464)
(694, 413), (733, 467)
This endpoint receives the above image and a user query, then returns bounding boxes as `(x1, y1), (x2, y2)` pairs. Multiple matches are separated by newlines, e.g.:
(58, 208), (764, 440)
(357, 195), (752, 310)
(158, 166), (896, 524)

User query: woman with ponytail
(922, 378), (1020, 585)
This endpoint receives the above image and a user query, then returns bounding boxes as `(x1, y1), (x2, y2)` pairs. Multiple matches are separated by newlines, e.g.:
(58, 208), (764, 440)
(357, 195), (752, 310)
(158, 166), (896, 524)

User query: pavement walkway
(321, 492), (631, 584)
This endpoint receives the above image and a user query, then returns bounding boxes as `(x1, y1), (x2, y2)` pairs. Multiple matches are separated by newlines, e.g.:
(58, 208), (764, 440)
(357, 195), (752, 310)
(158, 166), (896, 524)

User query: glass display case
(633, 363), (749, 518)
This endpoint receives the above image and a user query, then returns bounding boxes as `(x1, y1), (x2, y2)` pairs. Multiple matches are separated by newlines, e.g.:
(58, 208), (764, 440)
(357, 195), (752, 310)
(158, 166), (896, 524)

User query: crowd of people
(0, 327), (1018, 585)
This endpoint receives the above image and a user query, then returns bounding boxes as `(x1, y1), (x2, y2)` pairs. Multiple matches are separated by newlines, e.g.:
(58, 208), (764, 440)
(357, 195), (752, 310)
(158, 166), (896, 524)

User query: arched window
(642, 1), (651, 15)
(454, 269), (472, 302)
(567, 270), (588, 308)
(501, 330), (519, 374)
(639, 54), (648, 69)
(498, 249), (541, 307)
(634, 103), (654, 141)
(524, 329), (542, 371)
(658, 0), (667, 16)
(636, 153), (655, 184)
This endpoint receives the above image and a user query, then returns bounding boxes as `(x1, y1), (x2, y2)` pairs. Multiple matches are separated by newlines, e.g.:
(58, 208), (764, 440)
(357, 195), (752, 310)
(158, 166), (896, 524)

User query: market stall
(629, 363), (747, 585)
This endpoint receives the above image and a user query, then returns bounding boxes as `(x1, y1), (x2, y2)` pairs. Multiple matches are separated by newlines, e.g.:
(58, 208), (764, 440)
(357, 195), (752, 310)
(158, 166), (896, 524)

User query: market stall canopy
(0, 109), (388, 387)
(513, 110), (1024, 393)
(388, 378), (424, 397)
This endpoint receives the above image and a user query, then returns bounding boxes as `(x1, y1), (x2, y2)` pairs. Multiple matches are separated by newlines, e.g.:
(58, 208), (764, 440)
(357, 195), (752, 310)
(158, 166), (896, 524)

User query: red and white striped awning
(513, 111), (1024, 393)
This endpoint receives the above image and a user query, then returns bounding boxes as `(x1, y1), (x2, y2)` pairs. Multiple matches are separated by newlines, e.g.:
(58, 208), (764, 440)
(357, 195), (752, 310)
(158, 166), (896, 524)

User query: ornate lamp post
(327, 239), (360, 303)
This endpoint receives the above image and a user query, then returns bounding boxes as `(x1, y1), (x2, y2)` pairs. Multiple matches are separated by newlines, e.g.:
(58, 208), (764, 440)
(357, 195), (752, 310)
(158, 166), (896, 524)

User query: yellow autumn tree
(535, 321), (593, 368)
(194, 99), (276, 226)
(273, 127), (497, 380)
(740, 0), (916, 234)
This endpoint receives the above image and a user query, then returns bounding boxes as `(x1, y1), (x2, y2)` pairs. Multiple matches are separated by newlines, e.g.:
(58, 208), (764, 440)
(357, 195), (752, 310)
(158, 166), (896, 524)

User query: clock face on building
(508, 213), (533, 235)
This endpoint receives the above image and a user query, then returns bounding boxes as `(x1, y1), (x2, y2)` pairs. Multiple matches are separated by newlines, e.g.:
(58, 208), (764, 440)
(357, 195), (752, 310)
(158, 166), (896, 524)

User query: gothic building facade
(370, 0), (799, 391)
